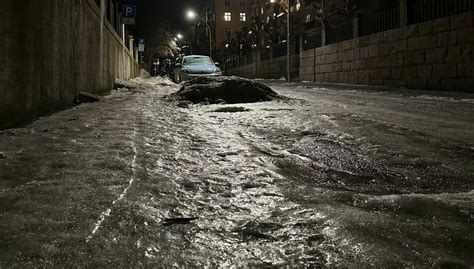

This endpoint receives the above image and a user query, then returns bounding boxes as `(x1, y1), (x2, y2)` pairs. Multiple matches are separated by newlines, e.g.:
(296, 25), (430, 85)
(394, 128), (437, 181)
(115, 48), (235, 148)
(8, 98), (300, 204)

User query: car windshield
(183, 57), (214, 65)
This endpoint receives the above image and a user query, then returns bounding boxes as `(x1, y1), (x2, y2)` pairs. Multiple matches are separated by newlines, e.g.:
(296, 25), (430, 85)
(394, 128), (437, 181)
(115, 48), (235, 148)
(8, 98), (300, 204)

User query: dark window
(225, 0), (231, 7)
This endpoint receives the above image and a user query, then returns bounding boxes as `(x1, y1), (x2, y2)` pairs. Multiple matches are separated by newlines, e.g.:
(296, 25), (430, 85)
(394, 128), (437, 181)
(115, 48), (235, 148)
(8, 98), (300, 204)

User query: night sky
(132, 0), (205, 37)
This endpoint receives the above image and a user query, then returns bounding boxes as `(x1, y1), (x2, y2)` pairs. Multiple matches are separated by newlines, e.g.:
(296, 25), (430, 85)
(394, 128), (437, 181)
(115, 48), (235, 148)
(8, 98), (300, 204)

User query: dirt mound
(172, 76), (284, 104)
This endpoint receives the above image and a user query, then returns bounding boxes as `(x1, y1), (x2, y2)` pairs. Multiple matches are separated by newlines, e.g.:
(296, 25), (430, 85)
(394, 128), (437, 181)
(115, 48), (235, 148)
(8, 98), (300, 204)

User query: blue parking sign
(122, 4), (136, 25)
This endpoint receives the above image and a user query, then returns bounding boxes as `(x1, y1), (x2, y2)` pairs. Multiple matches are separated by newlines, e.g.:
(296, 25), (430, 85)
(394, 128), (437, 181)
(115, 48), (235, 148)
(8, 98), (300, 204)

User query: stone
(384, 28), (403, 42)
(403, 25), (420, 39)
(450, 12), (472, 30)
(433, 17), (450, 33)
(403, 66), (419, 79)
(370, 32), (384, 44)
(438, 31), (457, 47)
(446, 46), (462, 63)
(458, 63), (474, 77)
(456, 28), (474, 44)
(426, 48), (448, 64)
(378, 43), (390, 56)
(390, 40), (408, 53)
(407, 79), (428, 90)
(420, 21), (434, 35)
(77, 92), (101, 103)
(404, 51), (425, 66)
(391, 68), (402, 79)
(420, 35), (439, 49)
(433, 63), (457, 78)
(418, 65), (433, 78)
(368, 45), (379, 58)
(461, 46), (472, 61)
(408, 37), (421, 50)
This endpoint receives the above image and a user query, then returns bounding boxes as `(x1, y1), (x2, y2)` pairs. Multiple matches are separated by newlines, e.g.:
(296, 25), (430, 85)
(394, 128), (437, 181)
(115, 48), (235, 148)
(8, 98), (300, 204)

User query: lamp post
(187, 10), (213, 58)
(286, 0), (290, 82)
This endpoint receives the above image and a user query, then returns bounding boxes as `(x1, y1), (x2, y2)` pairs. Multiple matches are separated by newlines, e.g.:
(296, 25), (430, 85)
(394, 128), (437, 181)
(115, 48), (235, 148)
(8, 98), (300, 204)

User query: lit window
(240, 12), (246, 21)
(270, 0), (275, 2)
(224, 12), (232, 21)
(306, 14), (311, 22)
(296, 0), (301, 10)
(261, 7), (264, 14)
(225, 0), (231, 6)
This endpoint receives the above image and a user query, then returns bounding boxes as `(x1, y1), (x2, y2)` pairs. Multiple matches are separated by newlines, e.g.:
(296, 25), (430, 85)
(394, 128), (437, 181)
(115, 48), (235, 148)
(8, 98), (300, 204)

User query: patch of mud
(171, 76), (285, 104)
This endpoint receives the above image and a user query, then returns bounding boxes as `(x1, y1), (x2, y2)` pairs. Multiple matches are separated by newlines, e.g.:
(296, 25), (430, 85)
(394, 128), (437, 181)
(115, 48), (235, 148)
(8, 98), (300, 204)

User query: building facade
(202, 0), (253, 47)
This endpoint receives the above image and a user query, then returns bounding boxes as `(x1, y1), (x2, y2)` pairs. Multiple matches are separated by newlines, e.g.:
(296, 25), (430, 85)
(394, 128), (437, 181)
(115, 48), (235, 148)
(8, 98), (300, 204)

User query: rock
(0, 152), (6, 159)
(171, 76), (285, 105)
(77, 92), (100, 103)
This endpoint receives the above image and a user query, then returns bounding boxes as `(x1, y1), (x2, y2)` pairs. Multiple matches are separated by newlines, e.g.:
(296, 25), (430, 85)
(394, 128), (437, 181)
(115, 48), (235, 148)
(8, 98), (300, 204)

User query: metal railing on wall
(359, 7), (400, 36)
(260, 48), (271, 61)
(408, 0), (474, 24)
(326, 21), (354, 45)
(303, 31), (322, 51)
(272, 43), (287, 58)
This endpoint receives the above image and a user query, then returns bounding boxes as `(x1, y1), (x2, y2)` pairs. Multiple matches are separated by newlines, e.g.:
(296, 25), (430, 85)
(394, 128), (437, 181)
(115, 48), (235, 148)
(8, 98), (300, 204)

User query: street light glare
(177, 34), (183, 40)
(186, 10), (197, 20)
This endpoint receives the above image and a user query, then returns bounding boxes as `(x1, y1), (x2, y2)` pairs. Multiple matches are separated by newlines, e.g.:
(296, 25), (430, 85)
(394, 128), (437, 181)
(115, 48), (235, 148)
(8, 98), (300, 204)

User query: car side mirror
(215, 62), (221, 68)
(175, 63), (181, 67)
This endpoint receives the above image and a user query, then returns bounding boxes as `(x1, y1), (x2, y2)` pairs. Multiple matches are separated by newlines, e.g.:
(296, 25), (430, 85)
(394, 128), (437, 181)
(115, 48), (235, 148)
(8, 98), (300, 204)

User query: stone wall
(0, 0), (140, 129)
(300, 11), (474, 92)
(226, 54), (299, 80)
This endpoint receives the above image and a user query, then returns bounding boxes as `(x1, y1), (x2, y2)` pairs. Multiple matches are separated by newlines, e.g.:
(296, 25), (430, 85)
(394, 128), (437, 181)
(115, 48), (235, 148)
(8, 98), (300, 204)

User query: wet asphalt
(0, 77), (473, 267)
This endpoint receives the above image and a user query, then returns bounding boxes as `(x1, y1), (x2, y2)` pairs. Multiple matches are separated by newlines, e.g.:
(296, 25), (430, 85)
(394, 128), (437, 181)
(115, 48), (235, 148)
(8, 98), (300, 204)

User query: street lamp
(286, 0), (290, 82)
(176, 33), (183, 40)
(186, 9), (213, 58)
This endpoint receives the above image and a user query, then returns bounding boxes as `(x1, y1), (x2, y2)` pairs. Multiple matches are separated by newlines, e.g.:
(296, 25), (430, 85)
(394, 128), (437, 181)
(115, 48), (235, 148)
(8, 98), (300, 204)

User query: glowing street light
(176, 33), (183, 40)
(186, 9), (212, 58)
(186, 10), (197, 20)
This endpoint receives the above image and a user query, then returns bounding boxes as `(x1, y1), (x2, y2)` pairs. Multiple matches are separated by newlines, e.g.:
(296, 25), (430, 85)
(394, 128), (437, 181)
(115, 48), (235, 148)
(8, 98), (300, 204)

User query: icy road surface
(0, 78), (473, 267)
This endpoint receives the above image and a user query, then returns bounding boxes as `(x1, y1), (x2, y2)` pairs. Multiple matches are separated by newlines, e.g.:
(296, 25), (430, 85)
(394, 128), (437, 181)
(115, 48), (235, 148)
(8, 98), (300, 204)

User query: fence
(359, 7), (400, 36)
(408, 0), (474, 24)
(303, 31), (322, 51)
(325, 21), (353, 45)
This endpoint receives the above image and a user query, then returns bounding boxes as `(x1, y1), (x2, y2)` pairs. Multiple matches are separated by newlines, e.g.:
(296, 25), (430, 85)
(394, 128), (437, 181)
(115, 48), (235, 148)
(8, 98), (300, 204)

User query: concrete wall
(300, 11), (474, 92)
(0, 0), (140, 129)
(226, 53), (299, 80)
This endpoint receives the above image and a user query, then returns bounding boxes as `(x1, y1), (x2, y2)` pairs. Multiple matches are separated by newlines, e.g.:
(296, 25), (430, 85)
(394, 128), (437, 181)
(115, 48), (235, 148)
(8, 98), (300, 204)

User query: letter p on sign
(122, 5), (136, 25)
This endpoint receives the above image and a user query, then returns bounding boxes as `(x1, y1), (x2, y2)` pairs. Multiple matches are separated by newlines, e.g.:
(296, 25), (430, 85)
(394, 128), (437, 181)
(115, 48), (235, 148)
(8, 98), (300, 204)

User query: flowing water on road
(0, 79), (472, 267)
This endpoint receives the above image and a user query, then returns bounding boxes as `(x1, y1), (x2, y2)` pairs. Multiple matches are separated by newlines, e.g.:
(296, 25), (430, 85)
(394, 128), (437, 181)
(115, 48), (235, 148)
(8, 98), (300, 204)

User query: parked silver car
(173, 55), (222, 83)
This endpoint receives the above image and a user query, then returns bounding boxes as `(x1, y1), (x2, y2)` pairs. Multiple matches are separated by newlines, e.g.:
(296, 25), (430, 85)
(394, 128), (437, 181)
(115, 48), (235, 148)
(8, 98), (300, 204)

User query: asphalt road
(0, 78), (473, 267)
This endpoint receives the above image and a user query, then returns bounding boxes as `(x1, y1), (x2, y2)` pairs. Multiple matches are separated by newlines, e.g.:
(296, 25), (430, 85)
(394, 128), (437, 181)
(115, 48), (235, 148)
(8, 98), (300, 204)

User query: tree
(312, 0), (361, 27)
(139, 23), (178, 69)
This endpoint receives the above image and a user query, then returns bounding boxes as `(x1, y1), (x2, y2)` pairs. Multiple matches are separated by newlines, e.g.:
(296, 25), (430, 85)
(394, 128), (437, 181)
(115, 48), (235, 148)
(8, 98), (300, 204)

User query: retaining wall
(0, 0), (140, 129)
(226, 54), (299, 80)
(300, 11), (474, 91)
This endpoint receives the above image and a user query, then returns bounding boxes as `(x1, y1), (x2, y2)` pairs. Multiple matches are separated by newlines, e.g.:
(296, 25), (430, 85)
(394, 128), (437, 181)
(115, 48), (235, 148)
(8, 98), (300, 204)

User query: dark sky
(133, 0), (205, 35)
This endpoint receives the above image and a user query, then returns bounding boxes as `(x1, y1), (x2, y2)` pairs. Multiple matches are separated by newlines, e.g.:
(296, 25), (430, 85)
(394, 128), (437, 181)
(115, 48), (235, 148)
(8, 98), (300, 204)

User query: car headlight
(182, 69), (191, 74)
(215, 68), (221, 73)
